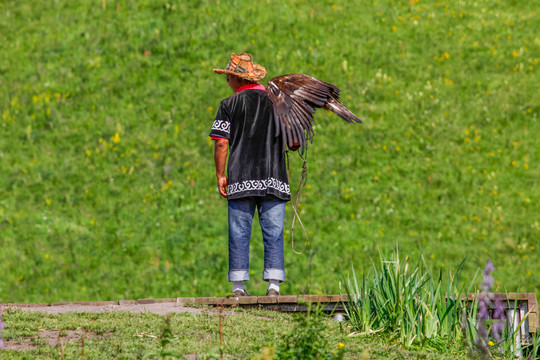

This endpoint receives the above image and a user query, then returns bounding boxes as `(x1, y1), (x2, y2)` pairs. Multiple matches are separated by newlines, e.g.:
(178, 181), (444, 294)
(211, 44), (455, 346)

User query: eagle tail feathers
(325, 97), (362, 124)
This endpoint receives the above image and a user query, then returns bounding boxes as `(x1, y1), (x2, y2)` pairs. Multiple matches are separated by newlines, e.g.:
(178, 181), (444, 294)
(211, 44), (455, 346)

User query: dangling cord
(286, 149), (310, 255)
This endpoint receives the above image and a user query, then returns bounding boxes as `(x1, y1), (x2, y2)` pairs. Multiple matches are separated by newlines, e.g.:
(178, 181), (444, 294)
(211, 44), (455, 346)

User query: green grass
(0, 307), (468, 359)
(0, 0), (539, 304)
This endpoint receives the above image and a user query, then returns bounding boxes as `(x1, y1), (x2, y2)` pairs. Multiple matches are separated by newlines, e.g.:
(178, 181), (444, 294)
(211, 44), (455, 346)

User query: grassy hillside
(0, 0), (538, 303)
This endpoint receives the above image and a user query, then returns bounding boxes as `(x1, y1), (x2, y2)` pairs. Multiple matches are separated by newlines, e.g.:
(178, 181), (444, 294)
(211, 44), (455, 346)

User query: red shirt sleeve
(212, 136), (227, 141)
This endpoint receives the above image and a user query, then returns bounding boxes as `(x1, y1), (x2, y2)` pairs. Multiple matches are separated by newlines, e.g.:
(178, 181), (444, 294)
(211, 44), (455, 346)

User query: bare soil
(3, 329), (101, 351)
(6, 302), (238, 316)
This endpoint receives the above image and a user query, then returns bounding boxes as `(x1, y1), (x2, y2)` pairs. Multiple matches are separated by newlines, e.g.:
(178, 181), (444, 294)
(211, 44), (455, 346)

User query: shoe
(233, 289), (249, 297)
(266, 289), (280, 297)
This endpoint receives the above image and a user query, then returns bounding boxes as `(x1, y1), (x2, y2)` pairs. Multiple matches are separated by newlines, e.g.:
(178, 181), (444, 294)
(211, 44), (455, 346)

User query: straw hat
(213, 53), (267, 82)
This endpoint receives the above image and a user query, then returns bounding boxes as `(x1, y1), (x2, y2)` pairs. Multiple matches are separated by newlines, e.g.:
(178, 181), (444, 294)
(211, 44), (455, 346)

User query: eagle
(267, 74), (362, 153)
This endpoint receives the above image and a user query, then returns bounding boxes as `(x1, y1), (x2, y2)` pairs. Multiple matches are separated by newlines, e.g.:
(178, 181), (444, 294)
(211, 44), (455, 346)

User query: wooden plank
(216, 297), (238, 306)
(257, 296), (278, 304)
(155, 298), (177, 303)
(277, 296), (298, 304)
(93, 301), (116, 306)
(51, 302), (72, 306)
(176, 297), (196, 305)
(528, 293), (539, 334)
(298, 294), (319, 303)
(195, 297), (216, 305)
(136, 299), (156, 305)
(506, 292), (530, 301)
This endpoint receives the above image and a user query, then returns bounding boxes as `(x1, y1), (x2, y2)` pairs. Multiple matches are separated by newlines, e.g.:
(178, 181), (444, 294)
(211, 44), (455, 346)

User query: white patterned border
(228, 177), (290, 196)
(211, 119), (230, 134)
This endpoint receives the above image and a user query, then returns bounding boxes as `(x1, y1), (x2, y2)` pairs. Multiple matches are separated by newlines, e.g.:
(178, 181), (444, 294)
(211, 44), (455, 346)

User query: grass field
(0, 0), (538, 305)
(0, 306), (468, 359)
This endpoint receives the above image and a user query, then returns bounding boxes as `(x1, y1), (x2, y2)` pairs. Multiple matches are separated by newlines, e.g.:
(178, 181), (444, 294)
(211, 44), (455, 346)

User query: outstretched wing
(267, 74), (361, 153)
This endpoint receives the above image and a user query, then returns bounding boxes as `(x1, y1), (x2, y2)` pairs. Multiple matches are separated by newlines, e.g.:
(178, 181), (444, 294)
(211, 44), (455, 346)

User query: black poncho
(209, 88), (290, 201)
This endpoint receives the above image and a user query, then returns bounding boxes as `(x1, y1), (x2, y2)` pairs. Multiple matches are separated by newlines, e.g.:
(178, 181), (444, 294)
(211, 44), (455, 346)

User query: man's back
(213, 88), (290, 201)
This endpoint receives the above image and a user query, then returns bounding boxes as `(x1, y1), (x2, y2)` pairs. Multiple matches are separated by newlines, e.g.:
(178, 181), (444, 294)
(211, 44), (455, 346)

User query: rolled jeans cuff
(228, 270), (250, 282)
(263, 268), (285, 282)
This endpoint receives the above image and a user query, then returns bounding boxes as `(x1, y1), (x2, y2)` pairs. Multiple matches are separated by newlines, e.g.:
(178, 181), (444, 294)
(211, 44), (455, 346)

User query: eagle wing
(267, 74), (361, 153)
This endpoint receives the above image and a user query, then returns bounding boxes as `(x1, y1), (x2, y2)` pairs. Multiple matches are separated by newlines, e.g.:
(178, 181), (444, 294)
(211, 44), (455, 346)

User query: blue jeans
(228, 196), (286, 283)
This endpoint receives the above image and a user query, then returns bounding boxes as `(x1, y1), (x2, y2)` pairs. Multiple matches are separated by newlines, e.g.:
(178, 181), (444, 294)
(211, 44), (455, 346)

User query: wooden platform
(4, 293), (537, 335)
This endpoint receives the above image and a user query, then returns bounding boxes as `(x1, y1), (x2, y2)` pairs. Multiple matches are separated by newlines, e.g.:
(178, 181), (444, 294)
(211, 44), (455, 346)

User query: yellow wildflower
(162, 180), (173, 191)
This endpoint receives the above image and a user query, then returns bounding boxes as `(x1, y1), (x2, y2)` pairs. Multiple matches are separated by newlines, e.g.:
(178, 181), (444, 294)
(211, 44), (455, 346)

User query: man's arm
(214, 138), (229, 198)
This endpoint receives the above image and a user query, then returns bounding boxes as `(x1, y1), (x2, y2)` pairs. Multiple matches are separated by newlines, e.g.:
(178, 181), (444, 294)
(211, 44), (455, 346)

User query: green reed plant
(343, 248), (477, 349)
(342, 266), (380, 336)
(345, 252), (540, 358)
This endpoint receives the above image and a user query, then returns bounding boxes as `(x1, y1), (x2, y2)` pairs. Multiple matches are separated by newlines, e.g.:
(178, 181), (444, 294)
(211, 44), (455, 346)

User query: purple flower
(475, 259), (495, 359)
(480, 259), (495, 293)
(475, 297), (490, 357)
(492, 298), (506, 344)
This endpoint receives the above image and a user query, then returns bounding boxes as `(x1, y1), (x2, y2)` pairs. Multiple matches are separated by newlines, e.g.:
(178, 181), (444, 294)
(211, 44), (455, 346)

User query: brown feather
(267, 74), (361, 153)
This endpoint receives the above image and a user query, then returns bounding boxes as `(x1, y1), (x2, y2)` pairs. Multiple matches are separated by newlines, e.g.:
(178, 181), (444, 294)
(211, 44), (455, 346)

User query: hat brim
(213, 67), (267, 82)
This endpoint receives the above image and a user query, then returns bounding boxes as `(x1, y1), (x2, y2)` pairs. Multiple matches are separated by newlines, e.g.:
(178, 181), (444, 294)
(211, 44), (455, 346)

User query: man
(209, 53), (290, 297)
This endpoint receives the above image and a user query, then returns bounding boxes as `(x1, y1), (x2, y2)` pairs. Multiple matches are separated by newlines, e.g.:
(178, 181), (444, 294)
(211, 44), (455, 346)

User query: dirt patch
(3, 337), (36, 351)
(39, 329), (99, 347)
(182, 354), (233, 359)
(3, 329), (101, 351)
(5, 303), (238, 315)
(7, 303), (240, 316)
